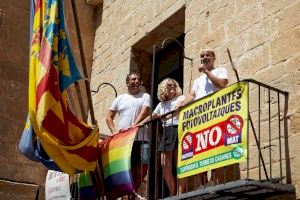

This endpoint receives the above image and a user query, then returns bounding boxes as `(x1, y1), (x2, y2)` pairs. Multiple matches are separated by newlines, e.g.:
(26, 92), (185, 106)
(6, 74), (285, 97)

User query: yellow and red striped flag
(28, 0), (99, 174)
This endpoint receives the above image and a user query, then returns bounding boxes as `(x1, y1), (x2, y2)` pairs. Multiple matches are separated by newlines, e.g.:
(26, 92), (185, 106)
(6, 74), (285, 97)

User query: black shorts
(158, 125), (178, 152)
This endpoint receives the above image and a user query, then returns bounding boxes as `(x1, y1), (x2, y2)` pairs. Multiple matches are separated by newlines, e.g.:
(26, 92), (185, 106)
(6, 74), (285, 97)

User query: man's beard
(128, 83), (140, 94)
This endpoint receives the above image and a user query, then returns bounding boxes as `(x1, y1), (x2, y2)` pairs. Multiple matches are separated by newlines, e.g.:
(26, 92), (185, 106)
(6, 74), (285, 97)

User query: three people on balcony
(105, 49), (229, 197)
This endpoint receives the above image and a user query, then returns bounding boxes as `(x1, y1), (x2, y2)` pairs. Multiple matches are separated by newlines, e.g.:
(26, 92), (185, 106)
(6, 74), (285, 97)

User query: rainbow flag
(26, 0), (99, 174)
(78, 171), (96, 200)
(99, 128), (139, 199)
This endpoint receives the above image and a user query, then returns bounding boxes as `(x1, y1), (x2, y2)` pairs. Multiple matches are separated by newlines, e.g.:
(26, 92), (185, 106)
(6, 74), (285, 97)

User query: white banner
(45, 170), (71, 200)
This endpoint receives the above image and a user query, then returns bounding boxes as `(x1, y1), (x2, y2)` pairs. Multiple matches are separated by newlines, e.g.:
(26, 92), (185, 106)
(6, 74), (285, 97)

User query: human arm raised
(202, 68), (228, 89)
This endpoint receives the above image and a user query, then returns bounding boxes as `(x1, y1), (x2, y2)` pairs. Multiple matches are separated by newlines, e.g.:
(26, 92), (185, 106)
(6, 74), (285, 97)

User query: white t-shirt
(153, 95), (185, 127)
(192, 67), (228, 100)
(110, 92), (151, 130)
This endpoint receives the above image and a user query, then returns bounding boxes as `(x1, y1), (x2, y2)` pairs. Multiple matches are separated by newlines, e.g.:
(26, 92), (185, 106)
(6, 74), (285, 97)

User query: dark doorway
(152, 35), (184, 107)
(130, 7), (185, 199)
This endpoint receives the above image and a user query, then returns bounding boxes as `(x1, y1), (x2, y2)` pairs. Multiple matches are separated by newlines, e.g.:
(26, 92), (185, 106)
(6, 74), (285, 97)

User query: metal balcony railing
(91, 79), (295, 200)
(127, 79), (295, 200)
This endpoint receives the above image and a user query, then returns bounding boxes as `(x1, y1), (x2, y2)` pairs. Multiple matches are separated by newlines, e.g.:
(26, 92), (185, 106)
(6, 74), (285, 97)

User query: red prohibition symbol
(226, 115), (244, 136)
(182, 132), (193, 151)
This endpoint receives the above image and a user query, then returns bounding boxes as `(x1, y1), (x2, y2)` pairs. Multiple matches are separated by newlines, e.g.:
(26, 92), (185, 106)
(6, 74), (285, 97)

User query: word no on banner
(177, 81), (248, 178)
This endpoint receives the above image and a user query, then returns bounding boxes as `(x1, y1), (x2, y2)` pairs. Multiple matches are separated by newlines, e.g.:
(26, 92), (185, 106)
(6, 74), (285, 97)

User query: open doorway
(152, 35), (184, 106)
(131, 7), (185, 109)
(130, 8), (185, 198)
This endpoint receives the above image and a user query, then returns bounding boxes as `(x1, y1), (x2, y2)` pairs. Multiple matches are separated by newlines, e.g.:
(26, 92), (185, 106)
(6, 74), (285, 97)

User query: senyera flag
(26, 0), (99, 174)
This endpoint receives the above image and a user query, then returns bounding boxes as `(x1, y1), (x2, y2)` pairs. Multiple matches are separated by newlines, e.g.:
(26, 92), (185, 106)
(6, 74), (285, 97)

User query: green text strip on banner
(177, 81), (248, 179)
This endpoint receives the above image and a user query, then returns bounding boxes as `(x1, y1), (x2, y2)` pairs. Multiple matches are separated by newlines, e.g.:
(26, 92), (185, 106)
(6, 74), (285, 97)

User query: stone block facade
(1, 0), (299, 198)
(91, 0), (300, 197)
(0, 0), (95, 199)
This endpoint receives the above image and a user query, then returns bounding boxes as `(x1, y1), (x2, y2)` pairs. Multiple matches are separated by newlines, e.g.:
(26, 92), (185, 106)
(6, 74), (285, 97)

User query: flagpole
(70, 0), (96, 125)
(226, 48), (269, 181)
(69, 1), (104, 199)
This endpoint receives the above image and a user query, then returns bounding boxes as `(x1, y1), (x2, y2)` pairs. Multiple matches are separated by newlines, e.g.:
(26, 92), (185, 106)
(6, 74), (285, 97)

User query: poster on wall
(177, 81), (248, 179)
(45, 170), (71, 200)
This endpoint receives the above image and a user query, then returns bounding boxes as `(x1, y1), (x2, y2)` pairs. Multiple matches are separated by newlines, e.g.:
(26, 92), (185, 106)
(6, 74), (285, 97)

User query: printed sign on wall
(45, 170), (71, 200)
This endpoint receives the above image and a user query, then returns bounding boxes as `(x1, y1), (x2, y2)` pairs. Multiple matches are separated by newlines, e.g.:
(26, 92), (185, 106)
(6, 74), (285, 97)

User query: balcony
(95, 79), (296, 200)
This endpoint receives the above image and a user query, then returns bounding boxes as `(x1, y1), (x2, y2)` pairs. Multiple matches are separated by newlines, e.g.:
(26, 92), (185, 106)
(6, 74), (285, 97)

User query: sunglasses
(167, 83), (176, 88)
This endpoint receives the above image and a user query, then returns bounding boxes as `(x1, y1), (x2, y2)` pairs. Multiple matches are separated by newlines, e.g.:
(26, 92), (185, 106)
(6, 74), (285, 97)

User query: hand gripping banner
(177, 81), (248, 178)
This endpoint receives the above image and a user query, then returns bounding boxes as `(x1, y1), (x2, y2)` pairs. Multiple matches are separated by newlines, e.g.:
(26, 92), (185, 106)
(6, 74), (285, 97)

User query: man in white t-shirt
(180, 49), (228, 105)
(106, 73), (150, 134)
(106, 72), (150, 196)
(178, 49), (228, 185)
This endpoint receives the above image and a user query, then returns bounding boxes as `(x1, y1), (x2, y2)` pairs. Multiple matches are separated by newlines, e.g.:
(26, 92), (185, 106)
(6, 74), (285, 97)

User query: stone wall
(0, 0), (96, 199)
(91, 0), (300, 197)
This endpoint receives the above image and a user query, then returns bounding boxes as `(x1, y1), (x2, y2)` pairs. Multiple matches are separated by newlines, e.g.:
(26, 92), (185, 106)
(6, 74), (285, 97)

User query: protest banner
(177, 81), (248, 178)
